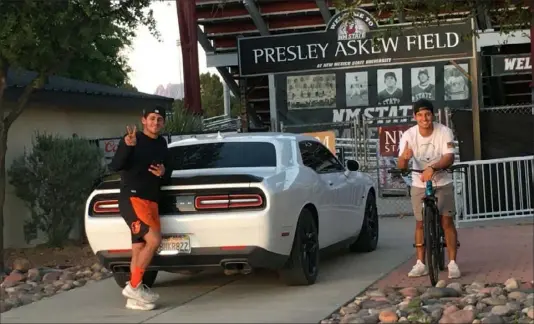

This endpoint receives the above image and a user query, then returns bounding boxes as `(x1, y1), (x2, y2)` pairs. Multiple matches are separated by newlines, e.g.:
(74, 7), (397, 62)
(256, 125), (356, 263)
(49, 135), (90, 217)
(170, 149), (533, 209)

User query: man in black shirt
(109, 106), (171, 310)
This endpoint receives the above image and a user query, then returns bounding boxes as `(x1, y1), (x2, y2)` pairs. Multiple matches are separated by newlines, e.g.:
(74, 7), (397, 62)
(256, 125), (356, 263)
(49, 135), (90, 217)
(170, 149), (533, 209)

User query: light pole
(175, 39), (184, 100)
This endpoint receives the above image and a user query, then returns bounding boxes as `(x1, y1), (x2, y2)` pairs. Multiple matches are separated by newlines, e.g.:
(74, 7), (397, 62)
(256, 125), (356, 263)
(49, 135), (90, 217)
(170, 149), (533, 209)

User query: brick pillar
(176, 0), (202, 114)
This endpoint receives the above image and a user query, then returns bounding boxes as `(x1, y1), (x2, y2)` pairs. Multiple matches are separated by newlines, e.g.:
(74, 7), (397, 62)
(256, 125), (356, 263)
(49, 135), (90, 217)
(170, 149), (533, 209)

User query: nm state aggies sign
(237, 9), (474, 77)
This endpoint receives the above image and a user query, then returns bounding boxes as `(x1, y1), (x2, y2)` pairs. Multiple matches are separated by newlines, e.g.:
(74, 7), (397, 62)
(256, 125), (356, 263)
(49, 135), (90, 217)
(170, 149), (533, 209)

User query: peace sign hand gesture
(124, 125), (137, 146)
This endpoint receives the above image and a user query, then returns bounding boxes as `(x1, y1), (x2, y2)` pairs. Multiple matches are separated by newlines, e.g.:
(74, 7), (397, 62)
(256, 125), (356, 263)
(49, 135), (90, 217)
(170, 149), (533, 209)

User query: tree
(58, 22), (135, 87)
(199, 72), (241, 118)
(0, 0), (159, 270)
(334, 0), (531, 38)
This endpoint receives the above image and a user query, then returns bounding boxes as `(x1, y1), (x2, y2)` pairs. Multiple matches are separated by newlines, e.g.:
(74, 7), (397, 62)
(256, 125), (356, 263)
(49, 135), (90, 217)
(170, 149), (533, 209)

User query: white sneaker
(408, 260), (429, 277)
(122, 282), (159, 304)
(125, 298), (156, 311)
(448, 260), (461, 279)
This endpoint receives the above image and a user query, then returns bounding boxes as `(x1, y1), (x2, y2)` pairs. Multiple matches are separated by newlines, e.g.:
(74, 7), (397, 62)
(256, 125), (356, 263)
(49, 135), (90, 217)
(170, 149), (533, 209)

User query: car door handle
(328, 181), (333, 186)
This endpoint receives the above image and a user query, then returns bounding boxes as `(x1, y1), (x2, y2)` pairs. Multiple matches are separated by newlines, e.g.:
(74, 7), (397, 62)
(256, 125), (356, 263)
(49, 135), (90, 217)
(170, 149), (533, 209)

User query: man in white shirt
(397, 99), (461, 279)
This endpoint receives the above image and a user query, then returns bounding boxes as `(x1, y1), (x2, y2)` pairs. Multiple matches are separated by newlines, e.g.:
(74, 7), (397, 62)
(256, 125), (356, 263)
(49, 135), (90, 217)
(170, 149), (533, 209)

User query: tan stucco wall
(4, 102), (140, 248)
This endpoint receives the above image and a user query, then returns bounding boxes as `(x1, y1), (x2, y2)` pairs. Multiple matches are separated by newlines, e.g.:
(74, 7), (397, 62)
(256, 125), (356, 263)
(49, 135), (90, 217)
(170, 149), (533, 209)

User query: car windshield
(170, 141), (277, 170)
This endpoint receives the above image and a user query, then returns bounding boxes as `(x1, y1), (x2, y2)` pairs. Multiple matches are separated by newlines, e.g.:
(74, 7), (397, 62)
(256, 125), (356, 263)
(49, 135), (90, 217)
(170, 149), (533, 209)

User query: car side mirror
(346, 160), (359, 172)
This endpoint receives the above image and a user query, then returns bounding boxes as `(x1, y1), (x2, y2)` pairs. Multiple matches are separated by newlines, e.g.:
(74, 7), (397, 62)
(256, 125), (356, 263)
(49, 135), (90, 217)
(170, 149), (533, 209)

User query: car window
(170, 141), (276, 170)
(298, 140), (345, 173)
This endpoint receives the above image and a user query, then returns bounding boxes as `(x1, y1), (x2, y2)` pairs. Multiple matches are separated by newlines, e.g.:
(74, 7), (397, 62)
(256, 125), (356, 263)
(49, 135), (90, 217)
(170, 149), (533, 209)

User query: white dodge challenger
(84, 132), (379, 287)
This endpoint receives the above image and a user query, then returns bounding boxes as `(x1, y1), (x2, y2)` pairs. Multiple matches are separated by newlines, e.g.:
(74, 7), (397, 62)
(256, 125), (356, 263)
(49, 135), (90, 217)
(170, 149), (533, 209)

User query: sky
(125, 1), (218, 94)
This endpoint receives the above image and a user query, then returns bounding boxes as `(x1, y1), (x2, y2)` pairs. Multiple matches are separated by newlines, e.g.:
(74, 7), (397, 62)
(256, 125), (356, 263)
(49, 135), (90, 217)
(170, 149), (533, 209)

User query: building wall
(4, 101), (140, 248)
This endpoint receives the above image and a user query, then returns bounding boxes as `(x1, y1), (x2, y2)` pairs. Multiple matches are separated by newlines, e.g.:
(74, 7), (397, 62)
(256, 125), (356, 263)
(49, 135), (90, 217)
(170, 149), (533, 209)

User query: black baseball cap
(413, 99), (434, 114)
(384, 71), (397, 81)
(143, 105), (166, 119)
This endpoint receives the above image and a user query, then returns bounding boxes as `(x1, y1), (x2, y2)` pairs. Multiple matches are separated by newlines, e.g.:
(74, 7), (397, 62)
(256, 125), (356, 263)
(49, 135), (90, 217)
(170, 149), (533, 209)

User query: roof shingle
(6, 68), (174, 102)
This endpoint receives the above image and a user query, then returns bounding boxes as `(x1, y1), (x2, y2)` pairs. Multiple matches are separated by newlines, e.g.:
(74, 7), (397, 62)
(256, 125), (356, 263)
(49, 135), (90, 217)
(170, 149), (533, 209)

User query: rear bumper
(96, 246), (288, 272)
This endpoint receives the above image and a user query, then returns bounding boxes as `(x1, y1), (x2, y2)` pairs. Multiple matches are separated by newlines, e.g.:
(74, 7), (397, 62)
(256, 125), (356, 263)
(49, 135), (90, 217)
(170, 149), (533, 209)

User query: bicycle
(388, 164), (467, 286)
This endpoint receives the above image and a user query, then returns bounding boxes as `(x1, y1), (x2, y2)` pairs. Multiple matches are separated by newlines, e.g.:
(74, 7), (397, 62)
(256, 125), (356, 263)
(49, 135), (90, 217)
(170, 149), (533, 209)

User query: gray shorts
(410, 183), (456, 221)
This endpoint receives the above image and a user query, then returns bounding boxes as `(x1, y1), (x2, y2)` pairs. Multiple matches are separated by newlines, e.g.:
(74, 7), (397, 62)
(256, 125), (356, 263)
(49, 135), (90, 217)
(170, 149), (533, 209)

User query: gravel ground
(0, 258), (112, 313)
(322, 278), (534, 324)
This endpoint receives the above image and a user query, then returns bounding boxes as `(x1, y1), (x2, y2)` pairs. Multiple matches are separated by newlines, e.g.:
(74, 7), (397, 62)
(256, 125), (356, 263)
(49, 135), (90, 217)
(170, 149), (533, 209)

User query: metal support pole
(240, 79), (248, 132)
(176, 0), (202, 115)
(268, 74), (278, 132)
(223, 81), (231, 117)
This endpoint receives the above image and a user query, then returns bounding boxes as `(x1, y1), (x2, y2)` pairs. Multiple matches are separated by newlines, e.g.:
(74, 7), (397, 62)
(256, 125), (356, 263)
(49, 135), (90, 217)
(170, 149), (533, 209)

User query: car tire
(278, 208), (319, 286)
(349, 190), (379, 253)
(112, 269), (159, 288)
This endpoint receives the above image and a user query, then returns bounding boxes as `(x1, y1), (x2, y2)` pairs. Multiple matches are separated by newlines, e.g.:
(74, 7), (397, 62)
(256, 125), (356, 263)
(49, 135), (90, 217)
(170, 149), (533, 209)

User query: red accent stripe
(194, 194), (263, 210)
(93, 200), (120, 214)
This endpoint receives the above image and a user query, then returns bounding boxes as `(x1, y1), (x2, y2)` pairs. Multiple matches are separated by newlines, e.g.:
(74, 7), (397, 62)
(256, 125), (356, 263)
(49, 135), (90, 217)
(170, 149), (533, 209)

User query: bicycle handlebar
(387, 164), (468, 176)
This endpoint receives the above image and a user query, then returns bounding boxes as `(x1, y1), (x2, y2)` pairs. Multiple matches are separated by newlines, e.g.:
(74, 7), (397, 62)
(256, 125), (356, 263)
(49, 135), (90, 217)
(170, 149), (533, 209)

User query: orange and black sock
(130, 266), (145, 288)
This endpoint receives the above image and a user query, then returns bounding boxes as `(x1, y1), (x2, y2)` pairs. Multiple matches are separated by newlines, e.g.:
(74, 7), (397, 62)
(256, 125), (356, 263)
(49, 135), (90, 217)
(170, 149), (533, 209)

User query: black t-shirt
(109, 131), (171, 202)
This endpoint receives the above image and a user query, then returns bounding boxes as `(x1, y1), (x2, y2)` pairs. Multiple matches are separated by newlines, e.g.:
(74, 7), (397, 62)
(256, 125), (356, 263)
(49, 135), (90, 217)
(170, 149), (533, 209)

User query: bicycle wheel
(424, 203), (440, 286)
(437, 224), (446, 271)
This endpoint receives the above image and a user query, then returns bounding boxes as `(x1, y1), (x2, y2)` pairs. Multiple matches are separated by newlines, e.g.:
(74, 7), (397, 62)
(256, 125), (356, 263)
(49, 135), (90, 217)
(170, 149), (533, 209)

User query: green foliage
(7, 133), (107, 247)
(0, 0), (157, 265)
(161, 72), (243, 134)
(55, 22), (135, 87)
(199, 72), (241, 118)
(0, 0), (158, 98)
(163, 99), (204, 134)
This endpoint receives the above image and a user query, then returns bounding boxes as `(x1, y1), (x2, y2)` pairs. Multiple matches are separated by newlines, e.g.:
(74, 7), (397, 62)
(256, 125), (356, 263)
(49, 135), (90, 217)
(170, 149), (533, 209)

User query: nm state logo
(338, 19), (370, 40)
(326, 8), (379, 41)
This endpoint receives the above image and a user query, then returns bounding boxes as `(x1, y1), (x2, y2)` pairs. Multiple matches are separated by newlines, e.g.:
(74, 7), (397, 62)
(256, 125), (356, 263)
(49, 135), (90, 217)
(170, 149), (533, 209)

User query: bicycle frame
(422, 180), (440, 218)
(388, 165), (467, 286)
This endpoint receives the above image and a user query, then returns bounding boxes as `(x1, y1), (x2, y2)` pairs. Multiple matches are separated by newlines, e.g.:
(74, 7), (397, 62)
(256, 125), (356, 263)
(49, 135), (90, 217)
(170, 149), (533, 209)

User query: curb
(317, 252), (416, 323)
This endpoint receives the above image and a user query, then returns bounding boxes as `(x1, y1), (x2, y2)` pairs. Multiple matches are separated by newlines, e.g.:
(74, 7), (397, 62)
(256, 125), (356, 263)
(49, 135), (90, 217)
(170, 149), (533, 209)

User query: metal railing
(453, 155), (534, 226)
(202, 115), (241, 132)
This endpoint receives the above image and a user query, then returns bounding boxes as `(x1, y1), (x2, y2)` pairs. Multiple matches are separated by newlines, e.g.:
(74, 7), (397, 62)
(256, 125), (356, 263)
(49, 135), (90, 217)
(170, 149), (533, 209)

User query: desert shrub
(163, 100), (204, 134)
(8, 132), (107, 247)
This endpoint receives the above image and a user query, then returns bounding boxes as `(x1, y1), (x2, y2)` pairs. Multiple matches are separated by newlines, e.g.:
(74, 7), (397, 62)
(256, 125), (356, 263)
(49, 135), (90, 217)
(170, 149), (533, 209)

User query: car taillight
(93, 200), (120, 214)
(194, 194), (263, 210)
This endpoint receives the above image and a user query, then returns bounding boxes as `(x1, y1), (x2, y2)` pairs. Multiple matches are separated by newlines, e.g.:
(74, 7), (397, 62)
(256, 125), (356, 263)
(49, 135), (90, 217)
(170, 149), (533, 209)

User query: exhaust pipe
(222, 261), (252, 275)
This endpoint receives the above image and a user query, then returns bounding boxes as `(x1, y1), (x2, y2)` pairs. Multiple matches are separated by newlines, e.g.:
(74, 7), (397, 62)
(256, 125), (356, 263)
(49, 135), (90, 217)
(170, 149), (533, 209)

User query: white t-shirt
(398, 122), (455, 188)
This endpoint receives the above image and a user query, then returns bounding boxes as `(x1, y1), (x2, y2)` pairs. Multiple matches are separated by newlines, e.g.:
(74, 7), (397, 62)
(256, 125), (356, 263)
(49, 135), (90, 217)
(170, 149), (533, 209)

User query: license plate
(157, 235), (191, 255)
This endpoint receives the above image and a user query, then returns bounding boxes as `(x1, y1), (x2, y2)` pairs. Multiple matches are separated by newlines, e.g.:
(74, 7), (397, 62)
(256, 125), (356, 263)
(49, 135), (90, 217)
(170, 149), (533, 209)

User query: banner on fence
(377, 124), (412, 195)
(303, 130), (337, 154)
(491, 53), (532, 76)
(99, 138), (121, 160)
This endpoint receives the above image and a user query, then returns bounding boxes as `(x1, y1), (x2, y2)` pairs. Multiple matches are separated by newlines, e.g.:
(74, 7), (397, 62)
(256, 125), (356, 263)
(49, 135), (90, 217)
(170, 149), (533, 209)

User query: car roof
(167, 132), (321, 148)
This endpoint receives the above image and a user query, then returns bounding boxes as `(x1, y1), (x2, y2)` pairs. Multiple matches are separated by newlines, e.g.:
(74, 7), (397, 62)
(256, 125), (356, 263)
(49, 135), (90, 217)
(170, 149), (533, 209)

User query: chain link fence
(465, 104), (533, 115)
(280, 120), (359, 164)
(278, 110), (452, 217)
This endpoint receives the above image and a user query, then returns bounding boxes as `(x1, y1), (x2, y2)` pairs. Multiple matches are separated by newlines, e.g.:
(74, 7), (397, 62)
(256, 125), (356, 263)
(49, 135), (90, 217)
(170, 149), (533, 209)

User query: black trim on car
(93, 174), (264, 191)
(96, 246), (288, 272)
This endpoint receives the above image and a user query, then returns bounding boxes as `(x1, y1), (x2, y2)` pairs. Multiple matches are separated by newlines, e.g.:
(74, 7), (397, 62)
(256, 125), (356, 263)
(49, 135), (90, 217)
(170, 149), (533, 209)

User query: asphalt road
(1, 217), (416, 323)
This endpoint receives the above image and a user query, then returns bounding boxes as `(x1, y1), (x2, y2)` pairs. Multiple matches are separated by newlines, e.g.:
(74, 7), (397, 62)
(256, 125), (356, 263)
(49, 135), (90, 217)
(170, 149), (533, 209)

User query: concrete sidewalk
(1, 217), (418, 323)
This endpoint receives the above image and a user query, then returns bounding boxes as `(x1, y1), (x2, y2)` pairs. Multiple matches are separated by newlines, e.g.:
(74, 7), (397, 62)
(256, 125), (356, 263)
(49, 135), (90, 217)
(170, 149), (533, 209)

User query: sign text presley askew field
(237, 10), (475, 77)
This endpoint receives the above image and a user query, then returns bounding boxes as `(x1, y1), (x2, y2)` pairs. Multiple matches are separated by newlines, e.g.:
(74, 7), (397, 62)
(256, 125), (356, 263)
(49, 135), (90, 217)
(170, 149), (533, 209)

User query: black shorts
(119, 195), (161, 243)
